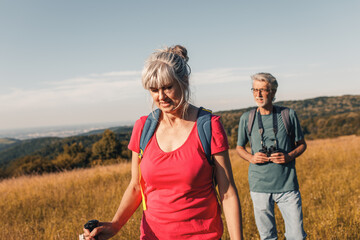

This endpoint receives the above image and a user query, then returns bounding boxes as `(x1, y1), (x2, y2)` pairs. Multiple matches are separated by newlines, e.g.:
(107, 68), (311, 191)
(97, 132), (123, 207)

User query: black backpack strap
(247, 107), (257, 151)
(139, 108), (161, 159)
(197, 107), (213, 165)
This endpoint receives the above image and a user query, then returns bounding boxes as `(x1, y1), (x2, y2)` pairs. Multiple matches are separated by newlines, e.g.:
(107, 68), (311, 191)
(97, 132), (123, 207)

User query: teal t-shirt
(237, 106), (304, 193)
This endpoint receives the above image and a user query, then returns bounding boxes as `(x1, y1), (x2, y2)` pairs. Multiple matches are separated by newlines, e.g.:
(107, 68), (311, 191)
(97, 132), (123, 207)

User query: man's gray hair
(251, 72), (278, 92)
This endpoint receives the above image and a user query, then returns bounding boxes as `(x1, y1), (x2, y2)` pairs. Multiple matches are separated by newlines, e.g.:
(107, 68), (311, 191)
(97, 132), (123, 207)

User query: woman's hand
(83, 222), (118, 240)
(81, 151), (143, 240)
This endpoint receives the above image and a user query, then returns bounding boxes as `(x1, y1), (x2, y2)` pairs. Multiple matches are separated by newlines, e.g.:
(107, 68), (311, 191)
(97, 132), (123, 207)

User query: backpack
(247, 105), (294, 149)
(138, 107), (214, 210)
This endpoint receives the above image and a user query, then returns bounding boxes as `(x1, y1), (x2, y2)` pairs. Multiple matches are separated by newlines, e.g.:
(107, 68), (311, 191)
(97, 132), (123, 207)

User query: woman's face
(149, 80), (183, 113)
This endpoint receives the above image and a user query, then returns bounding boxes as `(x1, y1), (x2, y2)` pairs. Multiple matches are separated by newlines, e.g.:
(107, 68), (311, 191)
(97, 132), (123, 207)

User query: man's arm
(269, 139), (307, 164)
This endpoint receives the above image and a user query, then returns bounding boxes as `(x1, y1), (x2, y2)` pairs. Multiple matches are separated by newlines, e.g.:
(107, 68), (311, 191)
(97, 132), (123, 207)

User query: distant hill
(0, 138), (19, 144)
(0, 126), (133, 168)
(0, 137), (62, 166)
(77, 126), (133, 136)
(0, 138), (21, 151)
(276, 95), (360, 120)
(0, 128), (133, 178)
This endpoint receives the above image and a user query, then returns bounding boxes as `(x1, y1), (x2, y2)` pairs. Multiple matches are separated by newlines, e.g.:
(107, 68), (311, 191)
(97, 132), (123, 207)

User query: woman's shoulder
(196, 106), (222, 124)
(132, 115), (149, 133)
(210, 114), (222, 125)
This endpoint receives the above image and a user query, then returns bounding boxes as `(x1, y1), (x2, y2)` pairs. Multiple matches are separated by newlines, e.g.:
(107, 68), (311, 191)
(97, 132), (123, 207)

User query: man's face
(252, 80), (275, 108)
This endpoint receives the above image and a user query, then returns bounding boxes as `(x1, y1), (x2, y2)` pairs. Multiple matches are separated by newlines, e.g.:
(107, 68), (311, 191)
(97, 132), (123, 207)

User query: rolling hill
(0, 95), (358, 178)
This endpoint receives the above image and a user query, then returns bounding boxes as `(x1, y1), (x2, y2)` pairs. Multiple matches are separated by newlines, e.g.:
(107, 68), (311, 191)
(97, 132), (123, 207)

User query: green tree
(7, 155), (52, 177)
(52, 142), (89, 170)
(92, 129), (121, 161)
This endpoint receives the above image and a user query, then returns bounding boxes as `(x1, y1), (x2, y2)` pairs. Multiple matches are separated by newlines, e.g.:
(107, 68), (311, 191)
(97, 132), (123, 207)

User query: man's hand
(250, 152), (271, 164)
(269, 152), (293, 164)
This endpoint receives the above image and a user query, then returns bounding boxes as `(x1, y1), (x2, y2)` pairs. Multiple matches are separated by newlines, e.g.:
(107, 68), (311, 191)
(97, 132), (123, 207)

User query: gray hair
(251, 72), (278, 92)
(142, 45), (191, 114)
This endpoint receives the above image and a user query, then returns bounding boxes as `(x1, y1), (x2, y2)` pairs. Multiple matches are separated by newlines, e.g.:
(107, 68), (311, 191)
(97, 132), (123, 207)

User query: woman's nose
(158, 88), (165, 100)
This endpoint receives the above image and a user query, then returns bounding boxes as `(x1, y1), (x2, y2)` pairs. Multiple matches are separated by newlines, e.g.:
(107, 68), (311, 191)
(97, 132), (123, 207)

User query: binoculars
(259, 145), (279, 157)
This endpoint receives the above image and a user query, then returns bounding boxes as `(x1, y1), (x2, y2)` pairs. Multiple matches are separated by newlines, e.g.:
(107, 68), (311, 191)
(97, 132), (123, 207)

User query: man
(236, 72), (307, 240)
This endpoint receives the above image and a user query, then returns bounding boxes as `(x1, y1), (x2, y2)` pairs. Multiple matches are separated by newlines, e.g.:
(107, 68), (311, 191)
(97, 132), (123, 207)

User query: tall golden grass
(0, 135), (359, 239)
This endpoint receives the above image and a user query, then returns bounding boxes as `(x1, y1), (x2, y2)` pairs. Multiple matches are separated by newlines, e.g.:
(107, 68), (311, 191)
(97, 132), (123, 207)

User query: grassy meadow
(0, 135), (359, 239)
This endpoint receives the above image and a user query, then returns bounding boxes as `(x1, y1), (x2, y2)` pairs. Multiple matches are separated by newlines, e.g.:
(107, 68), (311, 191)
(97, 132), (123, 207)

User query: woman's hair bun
(168, 45), (189, 63)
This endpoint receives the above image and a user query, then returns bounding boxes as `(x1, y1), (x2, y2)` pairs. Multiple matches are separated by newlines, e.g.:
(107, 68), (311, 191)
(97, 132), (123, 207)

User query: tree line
(220, 110), (360, 148)
(0, 130), (131, 178)
(217, 95), (360, 148)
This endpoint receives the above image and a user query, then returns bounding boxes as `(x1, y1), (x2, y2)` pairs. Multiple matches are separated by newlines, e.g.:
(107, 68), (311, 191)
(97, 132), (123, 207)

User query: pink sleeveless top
(128, 115), (228, 240)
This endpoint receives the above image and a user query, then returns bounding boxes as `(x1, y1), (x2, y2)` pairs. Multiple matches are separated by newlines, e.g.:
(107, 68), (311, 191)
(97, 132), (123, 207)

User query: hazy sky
(1, 0), (359, 130)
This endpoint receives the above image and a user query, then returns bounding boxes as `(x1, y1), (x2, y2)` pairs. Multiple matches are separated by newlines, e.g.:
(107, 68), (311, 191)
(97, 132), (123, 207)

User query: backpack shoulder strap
(197, 107), (213, 166)
(198, 107), (223, 208)
(247, 107), (257, 136)
(139, 108), (161, 159)
(275, 106), (291, 136)
(138, 108), (161, 211)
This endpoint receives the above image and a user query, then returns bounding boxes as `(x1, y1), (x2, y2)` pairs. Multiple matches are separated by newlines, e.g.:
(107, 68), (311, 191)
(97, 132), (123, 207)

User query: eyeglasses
(251, 88), (271, 93)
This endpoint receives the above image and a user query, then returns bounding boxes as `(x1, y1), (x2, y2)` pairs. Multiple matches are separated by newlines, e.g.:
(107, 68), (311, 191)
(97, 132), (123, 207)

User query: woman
(83, 45), (243, 240)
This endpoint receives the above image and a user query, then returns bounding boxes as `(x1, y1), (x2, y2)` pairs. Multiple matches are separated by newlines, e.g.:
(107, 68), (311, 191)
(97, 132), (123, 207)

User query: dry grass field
(0, 135), (359, 239)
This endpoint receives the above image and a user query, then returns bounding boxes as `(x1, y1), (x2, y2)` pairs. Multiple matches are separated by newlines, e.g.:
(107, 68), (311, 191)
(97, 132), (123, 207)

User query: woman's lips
(160, 101), (171, 107)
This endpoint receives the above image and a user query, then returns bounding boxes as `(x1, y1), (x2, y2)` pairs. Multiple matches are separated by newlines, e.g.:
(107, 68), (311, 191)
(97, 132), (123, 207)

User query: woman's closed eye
(150, 88), (159, 93)
(163, 85), (173, 91)
(149, 85), (172, 92)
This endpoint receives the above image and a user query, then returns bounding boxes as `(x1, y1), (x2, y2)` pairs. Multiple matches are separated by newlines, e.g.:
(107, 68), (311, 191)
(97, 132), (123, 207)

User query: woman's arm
(214, 150), (244, 240)
(84, 151), (143, 240)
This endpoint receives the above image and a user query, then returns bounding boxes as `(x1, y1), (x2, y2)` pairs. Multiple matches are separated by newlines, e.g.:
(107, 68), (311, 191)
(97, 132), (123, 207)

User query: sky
(1, 0), (359, 131)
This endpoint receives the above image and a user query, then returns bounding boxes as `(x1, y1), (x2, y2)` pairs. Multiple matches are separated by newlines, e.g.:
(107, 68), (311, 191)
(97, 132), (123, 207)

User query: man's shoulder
(274, 105), (297, 115)
(239, 109), (253, 122)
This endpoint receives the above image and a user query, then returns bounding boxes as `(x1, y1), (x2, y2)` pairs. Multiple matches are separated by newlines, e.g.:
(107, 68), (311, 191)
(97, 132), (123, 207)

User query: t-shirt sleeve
(211, 115), (229, 155)
(128, 116), (147, 153)
(237, 113), (249, 147)
(290, 109), (305, 142)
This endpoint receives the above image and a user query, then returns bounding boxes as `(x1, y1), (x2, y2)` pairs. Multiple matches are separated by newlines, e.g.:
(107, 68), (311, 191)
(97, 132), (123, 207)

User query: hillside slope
(1, 136), (359, 239)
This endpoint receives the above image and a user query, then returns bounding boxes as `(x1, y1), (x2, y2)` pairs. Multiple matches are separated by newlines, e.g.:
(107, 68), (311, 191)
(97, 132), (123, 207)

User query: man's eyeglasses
(251, 88), (271, 93)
